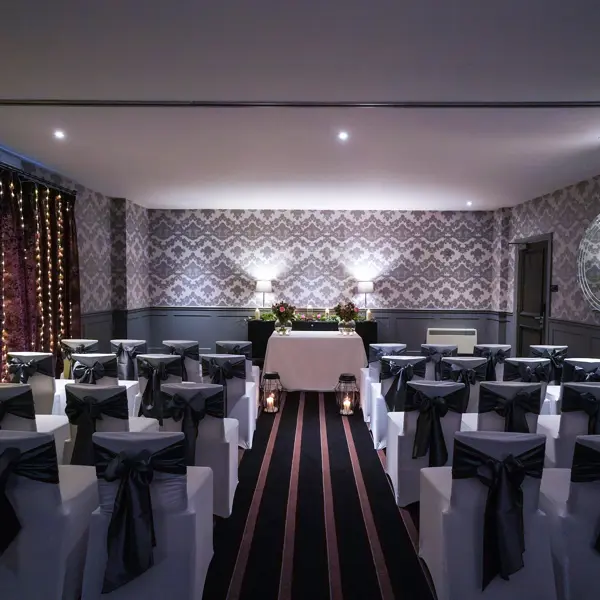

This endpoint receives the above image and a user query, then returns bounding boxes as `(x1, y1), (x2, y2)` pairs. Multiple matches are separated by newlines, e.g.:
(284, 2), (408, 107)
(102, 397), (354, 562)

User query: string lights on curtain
(0, 181), (7, 381)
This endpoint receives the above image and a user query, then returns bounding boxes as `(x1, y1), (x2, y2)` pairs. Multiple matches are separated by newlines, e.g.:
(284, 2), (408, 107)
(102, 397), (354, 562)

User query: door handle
(538, 316), (545, 323)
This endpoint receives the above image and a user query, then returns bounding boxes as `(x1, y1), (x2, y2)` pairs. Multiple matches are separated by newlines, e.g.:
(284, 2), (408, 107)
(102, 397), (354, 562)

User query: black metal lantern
(335, 373), (359, 416)
(262, 372), (283, 413)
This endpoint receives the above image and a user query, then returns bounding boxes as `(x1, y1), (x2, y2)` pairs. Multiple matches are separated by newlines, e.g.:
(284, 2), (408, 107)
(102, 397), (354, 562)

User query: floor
(202, 391), (436, 600)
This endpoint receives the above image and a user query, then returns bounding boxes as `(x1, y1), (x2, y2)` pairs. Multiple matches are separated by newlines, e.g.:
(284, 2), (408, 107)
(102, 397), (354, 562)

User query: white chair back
(7, 352), (56, 414)
(441, 357), (487, 412)
(162, 340), (201, 383)
(380, 355), (426, 400)
(562, 358), (600, 383)
(473, 344), (512, 381)
(504, 357), (550, 401)
(0, 383), (36, 431)
(200, 354), (246, 410)
(215, 341), (253, 381)
(530, 344), (568, 384)
(368, 343), (407, 380)
(420, 344), (458, 381)
(136, 354), (183, 398)
(72, 353), (119, 386)
(60, 338), (98, 378)
(110, 339), (147, 380)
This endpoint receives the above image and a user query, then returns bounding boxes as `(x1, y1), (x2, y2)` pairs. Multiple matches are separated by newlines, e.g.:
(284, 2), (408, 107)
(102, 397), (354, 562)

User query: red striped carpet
(202, 391), (436, 600)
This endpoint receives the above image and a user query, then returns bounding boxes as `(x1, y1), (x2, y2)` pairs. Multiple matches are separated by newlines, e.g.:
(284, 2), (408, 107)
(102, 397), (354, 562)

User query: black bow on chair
(562, 386), (600, 434)
(570, 441), (600, 552)
(94, 439), (187, 593)
(369, 347), (406, 365)
(166, 345), (199, 382)
(138, 359), (183, 421)
(404, 387), (467, 467)
(474, 348), (508, 382)
(61, 343), (87, 378)
(0, 441), (59, 555)
(162, 388), (225, 464)
(562, 362), (600, 383)
(202, 358), (245, 414)
(0, 389), (36, 428)
(65, 389), (129, 465)
(441, 362), (486, 410)
(73, 358), (118, 384)
(478, 387), (541, 433)
(422, 347), (457, 381)
(452, 438), (545, 590)
(113, 343), (144, 380)
(503, 361), (549, 383)
(8, 356), (54, 384)
(530, 347), (567, 383)
(381, 359), (426, 412)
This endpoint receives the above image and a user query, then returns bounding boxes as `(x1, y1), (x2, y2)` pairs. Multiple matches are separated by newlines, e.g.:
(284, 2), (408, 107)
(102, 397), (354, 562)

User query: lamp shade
(357, 281), (374, 294)
(256, 280), (273, 293)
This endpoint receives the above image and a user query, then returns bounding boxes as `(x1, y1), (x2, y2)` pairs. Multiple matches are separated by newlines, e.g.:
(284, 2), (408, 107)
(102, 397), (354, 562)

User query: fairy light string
(0, 180), (7, 381)
(44, 187), (54, 352)
(34, 185), (44, 350)
(56, 194), (65, 344)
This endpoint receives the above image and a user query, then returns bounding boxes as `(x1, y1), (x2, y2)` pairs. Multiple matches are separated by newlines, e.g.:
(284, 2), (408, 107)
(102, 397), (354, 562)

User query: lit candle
(265, 393), (277, 413)
(255, 308), (260, 320)
(366, 309), (372, 321)
(325, 308), (330, 318)
(342, 396), (352, 415)
(307, 305), (312, 317)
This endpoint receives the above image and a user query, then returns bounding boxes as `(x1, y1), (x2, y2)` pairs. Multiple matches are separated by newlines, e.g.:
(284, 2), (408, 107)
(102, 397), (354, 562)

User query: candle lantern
(262, 371), (283, 413)
(335, 373), (359, 416)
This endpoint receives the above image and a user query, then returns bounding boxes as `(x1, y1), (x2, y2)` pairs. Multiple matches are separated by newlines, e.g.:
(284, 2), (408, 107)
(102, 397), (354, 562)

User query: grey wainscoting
(81, 310), (113, 352)
(547, 317), (600, 357)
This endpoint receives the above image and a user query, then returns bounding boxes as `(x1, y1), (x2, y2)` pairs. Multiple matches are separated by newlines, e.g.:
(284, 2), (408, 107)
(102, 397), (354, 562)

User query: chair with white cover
(530, 345), (568, 384)
(561, 358), (600, 383)
(368, 343), (407, 381)
(369, 355), (426, 450)
(7, 351), (56, 413)
(136, 354), (183, 419)
(162, 340), (201, 383)
(80, 432), (213, 600)
(0, 430), (99, 600)
(110, 339), (147, 380)
(60, 339), (99, 378)
(201, 354), (256, 449)
(386, 381), (467, 507)
(441, 357), (487, 412)
(72, 354), (119, 386)
(419, 431), (555, 600)
(477, 382), (543, 433)
(539, 435), (600, 600)
(503, 357), (550, 403)
(63, 384), (159, 465)
(537, 382), (600, 468)
(0, 383), (70, 464)
(421, 344), (458, 381)
(473, 344), (511, 381)
(161, 383), (239, 518)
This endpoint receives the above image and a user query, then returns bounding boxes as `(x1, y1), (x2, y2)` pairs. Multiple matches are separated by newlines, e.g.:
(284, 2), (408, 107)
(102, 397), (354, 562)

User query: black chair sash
(217, 343), (252, 359)
(94, 440), (187, 594)
(473, 348), (509, 382)
(113, 343), (145, 381)
(562, 362), (600, 383)
(0, 389), (35, 427)
(61, 342), (87, 360)
(166, 345), (199, 382)
(441, 362), (486, 409)
(562, 386), (600, 434)
(570, 441), (600, 553)
(73, 358), (118, 384)
(369, 347), (406, 365)
(421, 347), (457, 380)
(8, 356), (54, 384)
(503, 361), (549, 383)
(452, 439), (545, 590)
(202, 358), (245, 414)
(530, 347), (567, 382)
(138, 359), (183, 421)
(380, 358), (426, 412)
(0, 441), (59, 555)
(478, 387), (541, 433)
(65, 389), (129, 465)
(162, 388), (225, 464)
(403, 387), (467, 467)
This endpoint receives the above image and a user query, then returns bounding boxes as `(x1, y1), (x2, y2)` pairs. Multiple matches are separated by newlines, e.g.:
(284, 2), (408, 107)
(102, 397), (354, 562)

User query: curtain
(0, 167), (81, 380)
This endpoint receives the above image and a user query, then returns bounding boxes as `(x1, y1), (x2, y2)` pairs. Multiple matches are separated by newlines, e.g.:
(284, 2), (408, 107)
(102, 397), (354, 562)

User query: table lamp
(256, 280), (273, 307)
(357, 281), (374, 308)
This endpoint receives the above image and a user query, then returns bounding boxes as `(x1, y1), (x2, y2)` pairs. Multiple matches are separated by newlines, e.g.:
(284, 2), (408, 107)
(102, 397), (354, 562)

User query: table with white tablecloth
(263, 331), (367, 391)
(52, 379), (140, 416)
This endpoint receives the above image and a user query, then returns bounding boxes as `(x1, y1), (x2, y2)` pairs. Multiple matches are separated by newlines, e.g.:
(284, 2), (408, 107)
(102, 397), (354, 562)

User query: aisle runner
(202, 392), (434, 600)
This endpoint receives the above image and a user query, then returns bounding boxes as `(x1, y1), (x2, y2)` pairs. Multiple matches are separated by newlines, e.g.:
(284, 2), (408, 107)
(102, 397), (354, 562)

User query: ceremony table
(263, 330), (367, 391)
(52, 379), (141, 416)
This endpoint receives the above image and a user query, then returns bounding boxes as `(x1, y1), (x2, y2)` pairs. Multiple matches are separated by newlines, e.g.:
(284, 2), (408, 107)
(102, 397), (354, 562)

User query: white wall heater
(426, 328), (478, 354)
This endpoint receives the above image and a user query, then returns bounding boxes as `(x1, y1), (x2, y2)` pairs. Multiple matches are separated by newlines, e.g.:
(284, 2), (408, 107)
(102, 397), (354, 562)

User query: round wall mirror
(578, 214), (600, 311)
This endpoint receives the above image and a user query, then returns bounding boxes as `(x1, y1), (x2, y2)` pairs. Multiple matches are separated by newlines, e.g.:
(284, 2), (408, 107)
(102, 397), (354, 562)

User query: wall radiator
(426, 328), (478, 354)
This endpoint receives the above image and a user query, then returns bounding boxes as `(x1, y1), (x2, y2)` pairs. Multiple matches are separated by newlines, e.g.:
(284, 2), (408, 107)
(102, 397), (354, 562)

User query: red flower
(279, 306), (285, 313)
(354, 306), (359, 312)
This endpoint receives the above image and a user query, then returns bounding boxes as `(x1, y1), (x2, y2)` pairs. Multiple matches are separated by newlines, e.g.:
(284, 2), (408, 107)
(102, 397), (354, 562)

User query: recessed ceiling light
(53, 130), (66, 140)
(337, 131), (349, 142)
(466, 201), (473, 207)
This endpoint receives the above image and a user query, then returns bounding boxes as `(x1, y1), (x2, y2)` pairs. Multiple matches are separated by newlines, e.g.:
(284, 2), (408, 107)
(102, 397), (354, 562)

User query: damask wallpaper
(148, 209), (497, 309)
(126, 200), (150, 310)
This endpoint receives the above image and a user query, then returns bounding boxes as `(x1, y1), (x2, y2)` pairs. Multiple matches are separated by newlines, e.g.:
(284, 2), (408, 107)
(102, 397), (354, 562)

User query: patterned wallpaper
(126, 200), (150, 309)
(148, 209), (496, 309)
(110, 198), (127, 311)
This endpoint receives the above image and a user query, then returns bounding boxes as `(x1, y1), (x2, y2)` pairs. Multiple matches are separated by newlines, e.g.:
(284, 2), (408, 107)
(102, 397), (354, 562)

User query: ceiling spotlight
(53, 130), (66, 140)
(466, 201), (473, 207)
(337, 131), (349, 142)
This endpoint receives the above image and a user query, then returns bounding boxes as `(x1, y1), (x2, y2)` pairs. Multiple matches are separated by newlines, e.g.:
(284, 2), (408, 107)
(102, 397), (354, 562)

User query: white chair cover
(530, 345), (568, 384)
(0, 430), (99, 600)
(473, 344), (511, 381)
(561, 358), (600, 383)
(503, 357), (550, 402)
(215, 341), (253, 382)
(386, 381), (466, 506)
(540, 435), (600, 600)
(162, 383), (238, 518)
(137, 354), (183, 418)
(421, 344), (458, 381)
(162, 340), (201, 383)
(419, 431), (556, 600)
(110, 339), (147, 380)
(72, 354), (119, 386)
(7, 352), (56, 414)
(60, 339), (99, 378)
(81, 432), (213, 600)
(0, 384), (36, 431)
(441, 357), (487, 412)
(368, 343), (407, 381)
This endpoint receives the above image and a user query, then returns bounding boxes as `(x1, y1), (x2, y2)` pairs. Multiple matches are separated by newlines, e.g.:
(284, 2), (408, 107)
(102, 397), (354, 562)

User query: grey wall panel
(126, 309), (152, 344)
(81, 311), (113, 352)
(548, 318), (600, 358)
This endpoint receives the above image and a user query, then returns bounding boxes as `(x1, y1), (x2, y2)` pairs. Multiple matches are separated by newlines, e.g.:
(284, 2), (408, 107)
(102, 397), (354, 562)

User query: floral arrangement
(272, 301), (296, 322)
(297, 311), (332, 321)
(334, 301), (360, 321)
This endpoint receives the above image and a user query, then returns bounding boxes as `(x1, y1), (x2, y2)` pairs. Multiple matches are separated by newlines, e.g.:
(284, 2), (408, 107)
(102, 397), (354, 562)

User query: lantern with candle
(262, 371), (283, 413)
(335, 373), (359, 416)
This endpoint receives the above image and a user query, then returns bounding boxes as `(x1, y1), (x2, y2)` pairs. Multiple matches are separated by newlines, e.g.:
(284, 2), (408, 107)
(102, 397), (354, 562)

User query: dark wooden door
(516, 241), (548, 354)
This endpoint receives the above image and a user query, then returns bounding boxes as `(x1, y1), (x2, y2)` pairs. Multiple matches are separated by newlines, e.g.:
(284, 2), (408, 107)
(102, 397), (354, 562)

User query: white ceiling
(1, 0), (600, 211)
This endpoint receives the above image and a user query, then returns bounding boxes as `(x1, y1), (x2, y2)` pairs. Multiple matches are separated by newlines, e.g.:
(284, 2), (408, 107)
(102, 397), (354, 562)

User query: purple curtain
(0, 168), (81, 379)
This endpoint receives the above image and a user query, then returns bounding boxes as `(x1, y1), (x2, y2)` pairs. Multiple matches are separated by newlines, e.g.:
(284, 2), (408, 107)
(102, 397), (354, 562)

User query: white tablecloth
(52, 379), (140, 416)
(263, 331), (367, 391)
